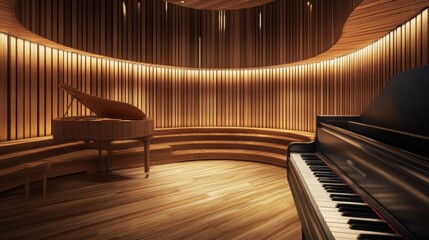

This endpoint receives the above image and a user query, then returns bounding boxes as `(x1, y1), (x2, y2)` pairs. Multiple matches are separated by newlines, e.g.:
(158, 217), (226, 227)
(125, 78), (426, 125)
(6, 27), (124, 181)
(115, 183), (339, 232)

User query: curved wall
(0, 9), (427, 142)
(16, 0), (360, 68)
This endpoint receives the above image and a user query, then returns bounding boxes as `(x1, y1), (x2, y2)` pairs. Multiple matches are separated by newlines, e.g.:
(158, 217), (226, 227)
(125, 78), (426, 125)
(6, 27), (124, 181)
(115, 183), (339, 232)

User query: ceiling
(165, 0), (274, 10)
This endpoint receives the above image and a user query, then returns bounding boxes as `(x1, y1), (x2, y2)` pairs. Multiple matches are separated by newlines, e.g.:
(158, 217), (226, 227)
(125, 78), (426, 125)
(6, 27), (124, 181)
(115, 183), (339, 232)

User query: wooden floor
(0, 160), (301, 240)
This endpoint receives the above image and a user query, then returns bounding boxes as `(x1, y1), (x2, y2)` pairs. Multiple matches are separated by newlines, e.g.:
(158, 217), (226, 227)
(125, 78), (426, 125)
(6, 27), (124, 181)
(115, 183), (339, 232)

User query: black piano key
(348, 219), (394, 233)
(312, 169), (333, 173)
(341, 211), (380, 219)
(336, 203), (371, 209)
(301, 156), (320, 160)
(335, 203), (374, 212)
(304, 159), (323, 162)
(300, 153), (318, 157)
(357, 234), (403, 240)
(305, 161), (325, 166)
(338, 206), (374, 214)
(330, 193), (363, 201)
(310, 165), (331, 170)
(319, 179), (344, 184)
(324, 186), (353, 191)
(314, 173), (337, 178)
(317, 174), (344, 179)
(331, 197), (364, 203)
(323, 184), (349, 188)
(324, 184), (351, 188)
(311, 167), (332, 170)
(326, 188), (355, 193)
(330, 193), (358, 198)
(302, 159), (321, 162)
(310, 166), (331, 170)
(317, 175), (341, 179)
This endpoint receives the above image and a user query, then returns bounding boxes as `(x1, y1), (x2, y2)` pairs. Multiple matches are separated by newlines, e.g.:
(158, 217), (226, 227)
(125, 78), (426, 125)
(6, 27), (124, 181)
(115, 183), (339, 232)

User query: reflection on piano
(52, 84), (154, 174)
(287, 65), (429, 240)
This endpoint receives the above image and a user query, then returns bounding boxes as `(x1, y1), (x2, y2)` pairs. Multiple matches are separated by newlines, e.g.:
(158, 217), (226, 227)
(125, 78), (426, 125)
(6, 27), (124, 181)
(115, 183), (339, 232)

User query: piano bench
(20, 161), (51, 200)
(0, 161), (50, 199)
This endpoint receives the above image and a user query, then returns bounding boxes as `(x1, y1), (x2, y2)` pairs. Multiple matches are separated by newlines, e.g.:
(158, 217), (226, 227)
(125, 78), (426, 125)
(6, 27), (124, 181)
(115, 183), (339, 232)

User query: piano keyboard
(289, 153), (403, 240)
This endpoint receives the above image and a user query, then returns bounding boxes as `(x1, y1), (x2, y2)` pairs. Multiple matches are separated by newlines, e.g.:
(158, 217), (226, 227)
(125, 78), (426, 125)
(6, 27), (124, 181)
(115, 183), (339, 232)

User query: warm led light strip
(0, 9), (427, 141)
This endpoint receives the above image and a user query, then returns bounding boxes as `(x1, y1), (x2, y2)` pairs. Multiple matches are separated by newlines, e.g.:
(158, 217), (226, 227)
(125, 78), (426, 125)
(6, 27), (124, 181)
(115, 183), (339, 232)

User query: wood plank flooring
(0, 160), (301, 240)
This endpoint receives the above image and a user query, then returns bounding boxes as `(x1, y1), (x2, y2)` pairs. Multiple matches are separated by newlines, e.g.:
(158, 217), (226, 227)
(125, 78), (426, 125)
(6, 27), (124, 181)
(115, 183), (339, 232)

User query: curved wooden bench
(0, 160), (50, 199)
(0, 137), (94, 196)
(0, 128), (313, 196)
(151, 127), (313, 167)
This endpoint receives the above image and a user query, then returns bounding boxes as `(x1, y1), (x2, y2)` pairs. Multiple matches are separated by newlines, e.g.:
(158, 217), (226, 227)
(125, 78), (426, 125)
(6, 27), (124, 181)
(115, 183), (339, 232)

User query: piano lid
(59, 84), (147, 120)
(361, 65), (429, 137)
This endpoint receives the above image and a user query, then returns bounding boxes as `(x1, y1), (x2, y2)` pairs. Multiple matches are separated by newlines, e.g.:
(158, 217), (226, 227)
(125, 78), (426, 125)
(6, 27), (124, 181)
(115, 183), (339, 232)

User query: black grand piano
(287, 65), (429, 240)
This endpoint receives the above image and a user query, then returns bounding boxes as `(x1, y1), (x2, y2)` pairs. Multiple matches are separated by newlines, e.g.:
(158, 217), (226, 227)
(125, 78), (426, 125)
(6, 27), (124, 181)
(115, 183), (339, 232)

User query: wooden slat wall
(0, 9), (427, 141)
(17, 0), (360, 68)
(0, 33), (7, 141)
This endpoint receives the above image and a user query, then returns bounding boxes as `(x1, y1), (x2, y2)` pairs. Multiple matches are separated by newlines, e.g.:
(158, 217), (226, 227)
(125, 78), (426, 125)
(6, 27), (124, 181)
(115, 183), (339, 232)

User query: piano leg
(107, 141), (113, 173)
(144, 139), (150, 176)
(98, 142), (102, 170)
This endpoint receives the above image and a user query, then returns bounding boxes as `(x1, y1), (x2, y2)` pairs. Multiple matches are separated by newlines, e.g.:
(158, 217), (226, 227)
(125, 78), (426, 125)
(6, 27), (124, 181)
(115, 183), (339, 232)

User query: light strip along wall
(0, 9), (428, 142)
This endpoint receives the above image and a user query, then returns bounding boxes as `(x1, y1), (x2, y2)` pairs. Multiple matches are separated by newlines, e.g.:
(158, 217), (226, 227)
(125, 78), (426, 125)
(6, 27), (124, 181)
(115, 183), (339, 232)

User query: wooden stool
(21, 161), (50, 199)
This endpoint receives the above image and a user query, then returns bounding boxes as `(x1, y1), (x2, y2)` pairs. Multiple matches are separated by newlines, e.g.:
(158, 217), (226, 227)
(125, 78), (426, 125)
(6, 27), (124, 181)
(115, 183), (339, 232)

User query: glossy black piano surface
(287, 65), (429, 240)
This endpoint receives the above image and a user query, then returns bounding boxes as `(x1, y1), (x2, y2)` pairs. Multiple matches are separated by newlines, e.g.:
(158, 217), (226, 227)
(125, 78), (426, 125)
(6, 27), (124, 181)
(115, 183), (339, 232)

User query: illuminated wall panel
(0, 10), (427, 141)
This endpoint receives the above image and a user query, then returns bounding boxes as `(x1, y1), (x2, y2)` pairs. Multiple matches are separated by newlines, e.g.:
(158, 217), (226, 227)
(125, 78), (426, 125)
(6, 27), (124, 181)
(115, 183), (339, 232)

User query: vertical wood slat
(16, 0), (359, 68)
(24, 41), (31, 138)
(9, 37), (17, 140)
(38, 45), (45, 136)
(16, 39), (24, 139)
(0, 9), (428, 141)
(0, 34), (8, 141)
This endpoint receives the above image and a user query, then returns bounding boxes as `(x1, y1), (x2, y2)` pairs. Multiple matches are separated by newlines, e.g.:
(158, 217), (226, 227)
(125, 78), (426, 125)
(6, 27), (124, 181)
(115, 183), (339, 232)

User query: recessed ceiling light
(181, 1), (185, 4)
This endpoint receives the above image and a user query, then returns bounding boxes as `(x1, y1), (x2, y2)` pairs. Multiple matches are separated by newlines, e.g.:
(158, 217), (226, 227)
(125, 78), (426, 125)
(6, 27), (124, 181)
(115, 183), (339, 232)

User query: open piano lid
(59, 84), (147, 120)
(361, 64), (429, 138)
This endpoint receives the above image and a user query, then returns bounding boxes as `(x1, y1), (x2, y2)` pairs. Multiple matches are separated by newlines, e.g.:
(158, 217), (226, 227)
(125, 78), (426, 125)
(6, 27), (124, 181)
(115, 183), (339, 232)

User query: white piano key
(289, 153), (400, 240)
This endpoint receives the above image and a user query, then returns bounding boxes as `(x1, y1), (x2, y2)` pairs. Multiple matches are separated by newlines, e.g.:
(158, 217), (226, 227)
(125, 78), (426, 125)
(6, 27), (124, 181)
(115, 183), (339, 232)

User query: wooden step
(0, 127), (313, 194)
(168, 140), (287, 155)
(0, 136), (80, 155)
(0, 149), (99, 193)
(0, 141), (86, 168)
(45, 149), (101, 177)
(172, 149), (286, 167)
(155, 127), (314, 140)
(152, 133), (300, 145)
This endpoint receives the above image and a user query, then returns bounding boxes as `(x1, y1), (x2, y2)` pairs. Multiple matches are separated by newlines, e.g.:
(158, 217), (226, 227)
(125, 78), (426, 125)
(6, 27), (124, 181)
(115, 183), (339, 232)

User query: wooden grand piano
(287, 65), (429, 240)
(52, 84), (154, 174)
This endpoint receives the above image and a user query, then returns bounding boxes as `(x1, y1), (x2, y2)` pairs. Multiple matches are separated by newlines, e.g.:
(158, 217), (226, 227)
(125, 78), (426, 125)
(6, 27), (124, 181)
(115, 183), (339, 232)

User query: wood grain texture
(0, 127), (312, 192)
(0, 33), (7, 141)
(303, 0), (429, 65)
(0, 160), (301, 240)
(167, 0), (274, 10)
(0, 2), (427, 141)
(52, 117), (155, 141)
(58, 83), (147, 120)
(16, 0), (360, 68)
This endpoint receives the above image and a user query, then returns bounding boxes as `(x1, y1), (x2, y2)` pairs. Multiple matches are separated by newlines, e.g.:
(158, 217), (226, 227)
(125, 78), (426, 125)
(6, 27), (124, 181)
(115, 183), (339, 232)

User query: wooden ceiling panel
(0, 0), (427, 68)
(165, 0), (274, 10)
